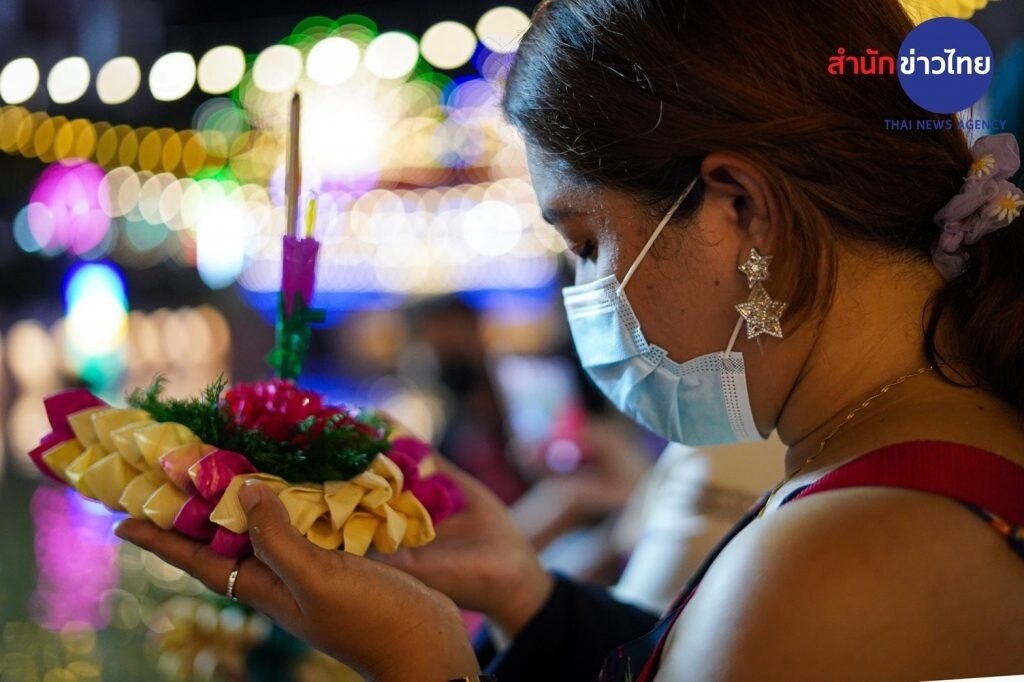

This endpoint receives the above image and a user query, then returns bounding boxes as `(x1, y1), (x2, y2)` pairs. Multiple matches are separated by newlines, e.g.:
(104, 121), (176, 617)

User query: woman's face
(527, 145), (762, 370)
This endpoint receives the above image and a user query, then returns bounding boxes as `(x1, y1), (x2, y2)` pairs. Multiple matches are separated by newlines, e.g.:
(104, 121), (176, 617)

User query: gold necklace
(757, 366), (934, 519)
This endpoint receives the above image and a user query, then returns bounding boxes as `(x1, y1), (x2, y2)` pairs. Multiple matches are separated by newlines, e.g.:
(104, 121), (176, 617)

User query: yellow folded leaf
(342, 513), (379, 557)
(351, 470), (392, 509)
(162, 442), (216, 491)
(370, 454), (404, 494)
(209, 474), (288, 534)
(143, 483), (190, 530)
(83, 453), (142, 511)
(371, 504), (407, 555)
(324, 481), (364, 530)
(93, 408), (150, 452)
(120, 469), (167, 519)
(64, 444), (108, 498)
(278, 485), (329, 535)
(392, 491), (436, 547)
(40, 440), (84, 484)
(306, 516), (344, 550)
(135, 422), (199, 469)
(110, 419), (156, 468)
(67, 407), (107, 447)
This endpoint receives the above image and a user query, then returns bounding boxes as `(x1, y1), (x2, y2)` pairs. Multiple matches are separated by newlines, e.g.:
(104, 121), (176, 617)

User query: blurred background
(0, 0), (1021, 680)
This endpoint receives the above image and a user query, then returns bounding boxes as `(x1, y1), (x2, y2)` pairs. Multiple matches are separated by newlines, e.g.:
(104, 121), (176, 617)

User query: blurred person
(409, 296), (527, 504)
(610, 436), (786, 613)
(117, 1), (1024, 680)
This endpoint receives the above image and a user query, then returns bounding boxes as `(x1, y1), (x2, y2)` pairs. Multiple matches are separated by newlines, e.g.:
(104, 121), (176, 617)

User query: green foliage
(126, 377), (389, 483)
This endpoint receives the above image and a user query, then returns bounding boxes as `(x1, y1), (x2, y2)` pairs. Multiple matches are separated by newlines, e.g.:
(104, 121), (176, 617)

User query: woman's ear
(700, 153), (780, 247)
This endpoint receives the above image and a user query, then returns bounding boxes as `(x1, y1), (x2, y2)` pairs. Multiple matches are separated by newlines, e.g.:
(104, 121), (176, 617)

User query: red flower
(222, 379), (324, 441)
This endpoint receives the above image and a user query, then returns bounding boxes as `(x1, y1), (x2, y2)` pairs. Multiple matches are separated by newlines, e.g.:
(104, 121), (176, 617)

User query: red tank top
(600, 441), (1024, 682)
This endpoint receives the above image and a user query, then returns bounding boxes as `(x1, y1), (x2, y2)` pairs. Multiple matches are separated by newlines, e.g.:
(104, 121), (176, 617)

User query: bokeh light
(63, 261), (129, 387)
(47, 56), (91, 104)
(421, 21), (477, 69)
(305, 36), (361, 86)
(96, 56), (141, 104)
(252, 44), (303, 93)
(5, 319), (59, 390)
(29, 161), (111, 255)
(1, 57), (40, 104)
(148, 52), (196, 102)
(364, 32), (420, 80)
(196, 193), (251, 288)
(197, 45), (246, 94)
(475, 6), (531, 53)
(31, 487), (119, 631)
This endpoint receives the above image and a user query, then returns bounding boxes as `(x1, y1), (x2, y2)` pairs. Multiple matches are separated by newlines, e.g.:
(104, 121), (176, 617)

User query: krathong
(29, 378), (464, 558)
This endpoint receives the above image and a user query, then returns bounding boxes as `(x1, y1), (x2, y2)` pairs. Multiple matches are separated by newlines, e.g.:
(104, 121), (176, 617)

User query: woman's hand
(114, 481), (479, 682)
(378, 461), (555, 637)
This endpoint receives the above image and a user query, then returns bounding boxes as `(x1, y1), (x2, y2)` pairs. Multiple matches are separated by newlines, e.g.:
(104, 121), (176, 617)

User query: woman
(115, 0), (1024, 679)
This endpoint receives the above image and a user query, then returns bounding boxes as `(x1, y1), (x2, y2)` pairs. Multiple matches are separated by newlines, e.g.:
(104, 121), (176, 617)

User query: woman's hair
(502, 0), (1024, 413)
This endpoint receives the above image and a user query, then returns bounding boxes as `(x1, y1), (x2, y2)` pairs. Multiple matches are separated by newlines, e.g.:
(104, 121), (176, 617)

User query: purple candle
(281, 235), (320, 316)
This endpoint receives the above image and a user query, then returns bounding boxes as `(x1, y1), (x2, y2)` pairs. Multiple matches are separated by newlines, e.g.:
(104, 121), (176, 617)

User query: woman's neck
(773, 250), (943, 475)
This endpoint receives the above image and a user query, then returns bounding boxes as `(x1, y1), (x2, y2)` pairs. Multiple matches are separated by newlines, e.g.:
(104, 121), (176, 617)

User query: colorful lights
(29, 161), (111, 255)
(305, 36), (361, 86)
(47, 57), (91, 105)
(197, 45), (246, 95)
(148, 52), (196, 102)
(252, 44), (304, 93)
(62, 261), (129, 388)
(96, 57), (141, 105)
(364, 32), (420, 80)
(1, 57), (40, 104)
(30, 487), (119, 631)
(0, 10), (561, 298)
(196, 194), (251, 289)
(421, 21), (478, 70)
(475, 7), (531, 54)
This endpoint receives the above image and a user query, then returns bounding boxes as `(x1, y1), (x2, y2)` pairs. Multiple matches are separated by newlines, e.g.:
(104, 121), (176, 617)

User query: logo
(828, 18), (993, 116)
(898, 17), (993, 114)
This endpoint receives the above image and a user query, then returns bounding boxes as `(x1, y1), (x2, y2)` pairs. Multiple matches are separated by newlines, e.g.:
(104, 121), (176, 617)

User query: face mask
(561, 178), (763, 446)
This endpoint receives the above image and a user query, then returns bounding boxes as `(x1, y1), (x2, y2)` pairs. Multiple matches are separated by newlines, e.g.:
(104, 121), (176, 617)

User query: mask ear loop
(616, 176), (701, 296)
(722, 317), (745, 372)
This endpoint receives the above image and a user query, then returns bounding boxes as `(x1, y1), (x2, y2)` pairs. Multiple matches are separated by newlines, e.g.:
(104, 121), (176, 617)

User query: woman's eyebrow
(540, 207), (583, 224)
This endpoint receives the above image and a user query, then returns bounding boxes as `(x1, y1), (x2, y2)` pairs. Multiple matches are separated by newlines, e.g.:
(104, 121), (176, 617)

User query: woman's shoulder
(660, 485), (1024, 681)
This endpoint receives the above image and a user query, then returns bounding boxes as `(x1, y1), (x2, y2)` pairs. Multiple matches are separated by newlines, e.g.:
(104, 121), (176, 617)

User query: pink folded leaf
(158, 446), (209, 494)
(388, 436), (432, 464)
(44, 389), (106, 440)
(410, 474), (465, 525)
(189, 449), (258, 501)
(209, 527), (252, 558)
(29, 432), (69, 484)
(173, 495), (218, 540)
(385, 449), (421, 489)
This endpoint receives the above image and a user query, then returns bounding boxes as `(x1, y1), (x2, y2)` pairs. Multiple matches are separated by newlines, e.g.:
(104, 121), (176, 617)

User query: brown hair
(502, 0), (1024, 413)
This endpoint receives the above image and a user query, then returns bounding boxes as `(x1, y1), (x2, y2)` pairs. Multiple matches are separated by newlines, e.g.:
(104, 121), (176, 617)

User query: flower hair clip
(932, 133), (1024, 280)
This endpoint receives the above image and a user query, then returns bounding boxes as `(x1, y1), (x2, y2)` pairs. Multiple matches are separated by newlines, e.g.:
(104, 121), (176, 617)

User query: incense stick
(285, 92), (302, 239)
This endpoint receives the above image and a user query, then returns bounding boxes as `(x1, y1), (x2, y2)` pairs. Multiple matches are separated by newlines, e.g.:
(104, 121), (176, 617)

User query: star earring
(734, 248), (788, 339)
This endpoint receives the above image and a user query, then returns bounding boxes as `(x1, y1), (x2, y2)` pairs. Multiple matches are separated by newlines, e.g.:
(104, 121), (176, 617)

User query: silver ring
(225, 561), (241, 601)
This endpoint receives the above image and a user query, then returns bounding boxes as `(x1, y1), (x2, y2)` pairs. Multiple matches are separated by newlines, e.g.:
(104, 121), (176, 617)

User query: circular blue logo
(898, 17), (993, 114)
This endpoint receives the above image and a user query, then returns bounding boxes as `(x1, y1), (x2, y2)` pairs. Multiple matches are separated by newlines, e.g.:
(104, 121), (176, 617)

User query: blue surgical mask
(561, 178), (763, 446)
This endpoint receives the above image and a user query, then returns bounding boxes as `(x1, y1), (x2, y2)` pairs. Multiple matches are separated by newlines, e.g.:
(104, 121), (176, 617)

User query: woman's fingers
(114, 518), (234, 590)
(113, 518), (300, 621)
(238, 481), (332, 597)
